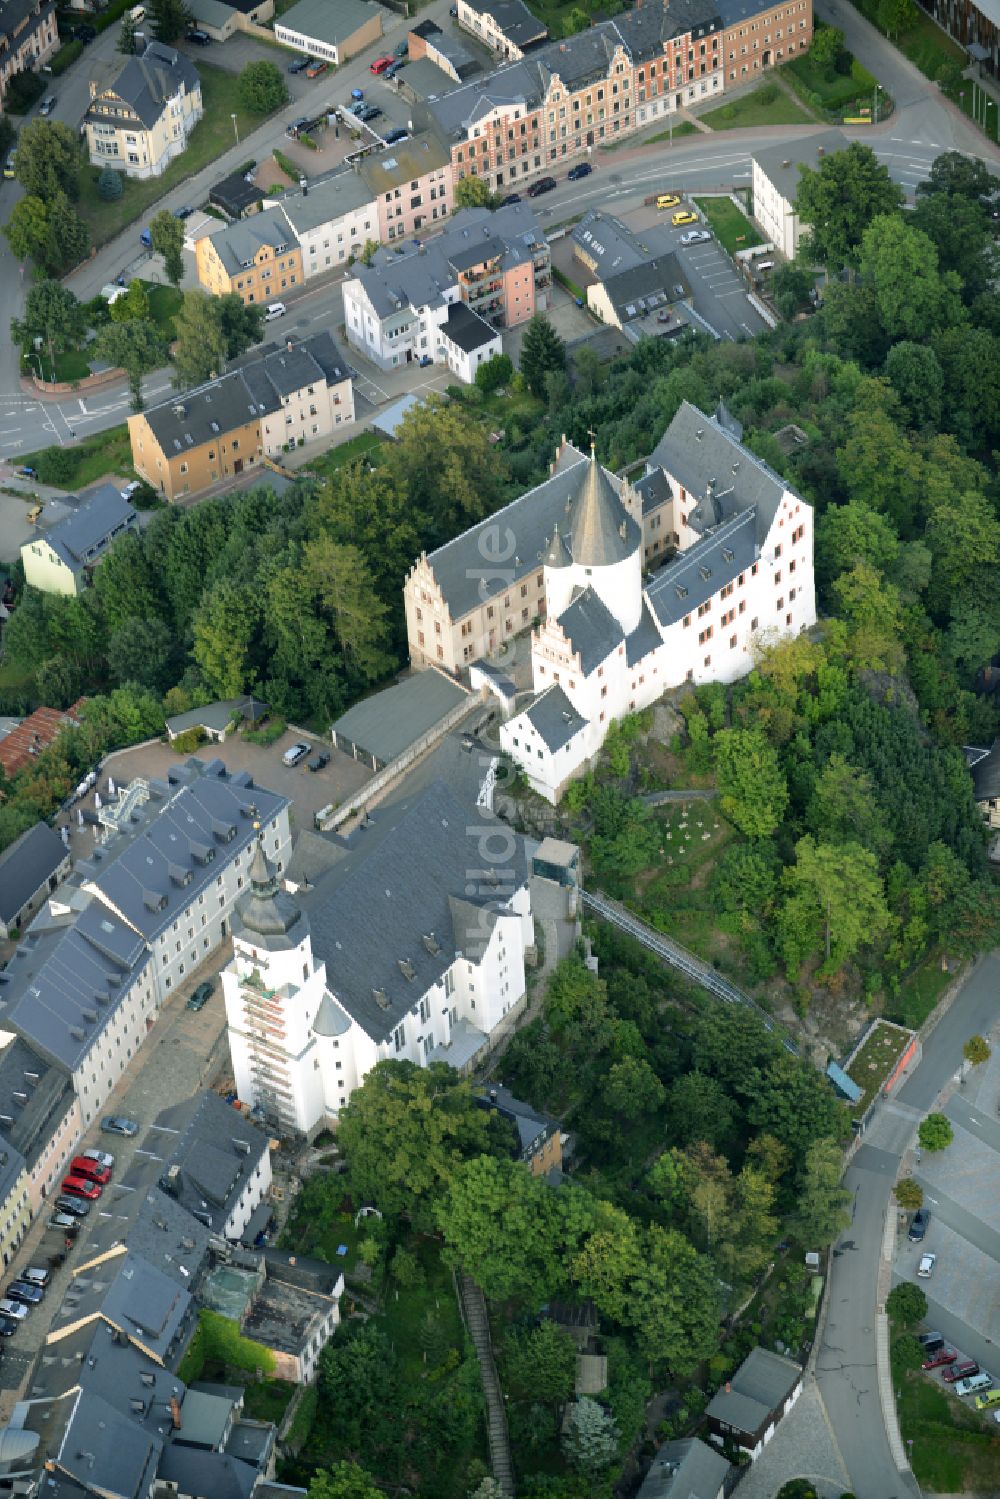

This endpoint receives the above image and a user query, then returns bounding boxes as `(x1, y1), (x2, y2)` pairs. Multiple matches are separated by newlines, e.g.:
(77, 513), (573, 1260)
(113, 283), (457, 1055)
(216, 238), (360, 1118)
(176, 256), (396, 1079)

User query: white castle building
(222, 779), (537, 1135)
(498, 402), (816, 801)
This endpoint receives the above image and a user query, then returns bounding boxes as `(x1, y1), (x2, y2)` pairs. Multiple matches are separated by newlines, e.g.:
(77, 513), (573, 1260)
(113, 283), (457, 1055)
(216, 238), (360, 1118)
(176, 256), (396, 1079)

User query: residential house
(571, 208), (691, 331)
(719, 0), (813, 84)
(187, 0), (275, 41)
(273, 0), (383, 65)
(210, 165), (266, 220)
(84, 41), (203, 179)
(638, 1438), (730, 1499)
(20, 483), (138, 597)
(195, 206), (303, 306)
(129, 330), (354, 499)
(222, 780), (542, 1130)
(0, 820), (70, 937)
(357, 128), (455, 242)
(272, 171), (379, 278)
(342, 202), (549, 375)
(706, 1347), (802, 1457)
(0, 699), (87, 778)
(0, 0), (58, 109)
(426, 2), (724, 195)
(476, 1084), (562, 1175)
(0, 1141), (29, 1272)
(750, 128), (849, 258)
(141, 1090), (272, 1241)
(0, 1033), (80, 1214)
(165, 695), (270, 744)
(456, 0), (548, 60)
(241, 1251), (343, 1383)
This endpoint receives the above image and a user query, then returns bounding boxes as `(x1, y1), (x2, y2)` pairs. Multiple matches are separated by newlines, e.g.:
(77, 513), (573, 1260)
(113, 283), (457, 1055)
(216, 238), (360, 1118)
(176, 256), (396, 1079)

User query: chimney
(725, 1381), (732, 1393)
(170, 1396), (182, 1430)
(286, 339), (294, 352)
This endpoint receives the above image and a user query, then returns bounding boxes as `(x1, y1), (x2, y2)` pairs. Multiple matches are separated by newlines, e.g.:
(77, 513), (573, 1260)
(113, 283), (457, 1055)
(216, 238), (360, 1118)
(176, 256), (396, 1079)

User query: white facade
(439, 321), (503, 384)
(751, 131), (851, 261)
(260, 371), (355, 452)
(343, 277), (460, 372)
(274, 181), (380, 280)
(751, 155), (796, 259)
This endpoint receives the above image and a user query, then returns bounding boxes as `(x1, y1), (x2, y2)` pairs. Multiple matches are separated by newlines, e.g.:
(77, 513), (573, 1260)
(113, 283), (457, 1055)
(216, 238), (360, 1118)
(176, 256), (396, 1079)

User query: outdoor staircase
(456, 1271), (515, 1496)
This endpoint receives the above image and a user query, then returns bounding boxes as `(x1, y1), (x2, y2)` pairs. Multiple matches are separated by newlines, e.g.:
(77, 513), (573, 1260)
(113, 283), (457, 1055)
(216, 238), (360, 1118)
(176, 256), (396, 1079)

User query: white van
(264, 302), (286, 321)
(129, 6), (146, 21)
(954, 1372), (993, 1397)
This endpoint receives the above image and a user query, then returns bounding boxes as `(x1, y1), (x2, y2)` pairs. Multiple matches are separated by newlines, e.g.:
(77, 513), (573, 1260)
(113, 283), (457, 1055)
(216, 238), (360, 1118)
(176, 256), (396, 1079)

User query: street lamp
(231, 112), (239, 145)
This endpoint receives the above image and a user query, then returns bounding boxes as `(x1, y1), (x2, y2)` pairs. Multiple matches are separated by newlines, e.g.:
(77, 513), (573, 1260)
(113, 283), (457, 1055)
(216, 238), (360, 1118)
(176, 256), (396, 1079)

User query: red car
(61, 1175), (101, 1200)
(943, 1359), (980, 1383)
(370, 55), (394, 73)
(922, 1347), (957, 1370)
(69, 1156), (111, 1187)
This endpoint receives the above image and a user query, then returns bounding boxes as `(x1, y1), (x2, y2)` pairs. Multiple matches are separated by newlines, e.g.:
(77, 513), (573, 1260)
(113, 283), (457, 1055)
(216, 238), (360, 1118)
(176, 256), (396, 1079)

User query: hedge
(50, 39), (83, 75)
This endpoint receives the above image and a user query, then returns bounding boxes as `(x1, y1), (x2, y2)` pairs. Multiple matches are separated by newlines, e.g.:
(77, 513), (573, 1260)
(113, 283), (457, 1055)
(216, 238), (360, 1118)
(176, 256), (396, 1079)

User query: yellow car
(656, 193), (680, 210)
(3, 155), (15, 180)
(672, 209), (699, 227)
(975, 1389), (1000, 1410)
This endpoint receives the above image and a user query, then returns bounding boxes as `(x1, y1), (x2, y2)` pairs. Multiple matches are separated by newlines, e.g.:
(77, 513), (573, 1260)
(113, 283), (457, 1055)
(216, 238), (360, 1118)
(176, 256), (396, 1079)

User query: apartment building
(0, 1032), (79, 1215)
(0, 0), (58, 109)
(0, 1144), (29, 1272)
(718, 0), (813, 84)
(20, 483), (138, 597)
(751, 128), (848, 258)
(343, 201), (548, 375)
(456, 0), (548, 60)
(129, 329), (354, 499)
(0, 820), (70, 937)
(357, 129), (455, 242)
(195, 206), (303, 305)
(272, 170), (379, 277)
(84, 41), (203, 179)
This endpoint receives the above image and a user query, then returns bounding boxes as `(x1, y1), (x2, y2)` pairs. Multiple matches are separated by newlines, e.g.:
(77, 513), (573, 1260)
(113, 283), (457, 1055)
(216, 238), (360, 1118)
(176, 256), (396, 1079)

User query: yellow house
(196, 207), (303, 306)
(85, 40), (203, 180)
(20, 484), (138, 597)
(0, 1152), (30, 1272)
(0, 0), (58, 107)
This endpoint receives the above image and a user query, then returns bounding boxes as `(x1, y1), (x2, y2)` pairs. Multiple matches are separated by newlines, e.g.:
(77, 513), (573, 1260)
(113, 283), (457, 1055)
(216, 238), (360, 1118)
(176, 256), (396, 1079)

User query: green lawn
(241, 1378), (296, 1425)
(892, 1344), (1000, 1491)
(644, 120), (700, 144)
(701, 85), (815, 130)
(692, 195), (764, 255)
(849, 0), (965, 79)
(306, 431), (382, 478)
(21, 424), (135, 489)
(781, 44), (882, 114)
(77, 65), (283, 247)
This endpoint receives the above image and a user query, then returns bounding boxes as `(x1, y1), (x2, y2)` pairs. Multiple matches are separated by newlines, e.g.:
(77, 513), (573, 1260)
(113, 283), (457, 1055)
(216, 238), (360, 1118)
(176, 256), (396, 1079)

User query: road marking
(926, 1197), (939, 1204)
(77, 399), (87, 414)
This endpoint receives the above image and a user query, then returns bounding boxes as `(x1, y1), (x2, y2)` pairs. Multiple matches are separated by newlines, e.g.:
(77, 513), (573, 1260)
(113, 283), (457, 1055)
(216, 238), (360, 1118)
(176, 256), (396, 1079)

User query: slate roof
(970, 739), (1000, 801)
(638, 1437), (730, 1499)
(232, 842), (305, 949)
(0, 1034), (73, 1176)
(210, 168), (265, 219)
(165, 695), (269, 739)
(89, 41), (200, 130)
(72, 757), (287, 944)
(425, 25), (481, 77)
(476, 1083), (558, 1156)
(462, 0), (548, 48)
(157, 1445), (257, 1499)
(301, 779), (527, 1042)
(205, 207), (297, 277)
(29, 485), (136, 577)
(750, 128), (851, 197)
(419, 441), (629, 620)
(574, 211), (692, 320)
(54, 1388), (162, 1498)
(275, 0), (376, 43)
(635, 468), (670, 517)
(443, 300), (498, 353)
(277, 170), (376, 235)
(523, 685), (588, 753)
(568, 453), (640, 565)
(648, 400), (791, 547)
(626, 598), (664, 667)
(49, 1250), (192, 1361)
(143, 1090), (269, 1235)
(706, 1347), (801, 1437)
(331, 668), (469, 764)
(646, 510), (757, 631)
(29, 1319), (185, 1430)
(555, 587), (623, 675)
(0, 0), (53, 40)
(0, 1138), (25, 1220)
(0, 821), (67, 926)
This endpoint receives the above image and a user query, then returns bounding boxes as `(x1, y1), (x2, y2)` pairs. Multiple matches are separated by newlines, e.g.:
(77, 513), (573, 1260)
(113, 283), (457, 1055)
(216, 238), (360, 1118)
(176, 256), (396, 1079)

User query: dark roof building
(458, 0), (548, 53)
(331, 668), (471, 769)
(476, 1084), (561, 1172)
(21, 484), (138, 592)
(706, 1346), (802, 1455)
(443, 299), (499, 354)
(0, 1035), (73, 1186)
(572, 209), (691, 330)
(164, 695), (270, 743)
(209, 167), (266, 219)
(637, 1438), (730, 1499)
(142, 1090), (270, 1240)
(86, 40), (200, 130)
(0, 821), (70, 937)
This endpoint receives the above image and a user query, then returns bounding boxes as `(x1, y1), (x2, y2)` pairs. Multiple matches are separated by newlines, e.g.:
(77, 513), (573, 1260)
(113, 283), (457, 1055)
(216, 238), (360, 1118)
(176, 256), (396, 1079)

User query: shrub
(243, 717), (287, 747)
(757, 82), (779, 104)
(28, 445), (78, 485)
(97, 167), (124, 201)
(50, 39), (84, 75)
(4, 71), (44, 113)
(169, 727), (205, 754)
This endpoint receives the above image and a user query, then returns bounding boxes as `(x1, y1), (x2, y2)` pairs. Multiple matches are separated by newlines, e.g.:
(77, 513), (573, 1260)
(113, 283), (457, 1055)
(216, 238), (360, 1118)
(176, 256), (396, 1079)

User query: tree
(519, 314), (567, 399)
(107, 616), (173, 691)
(893, 1179), (924, 1211)
(561, 1398), (618, 1473)
(149, 0), (191, 42)
(118, 10), (137, 51)
(911, 190), (995, 304)
(110, 279), (151, 324)
(13, 118), (80, 202)
(748, 1053), (848, 1156)
(713, 727), (788, 838)
(307, 1465), (384, 1499)
(10, 280), (87, 376)
(503, 1322), (577, 1405)
(771, 260), (815, 320)
(884, 343), (944, 430)
(806, 754), (889, 857)
(885, 1281), (927, 1326)
(775, 1483), (820, 1499)
(454, 176), (497, 210)
(626, 1224), (721, 1368)
(469, 1482), (506, 1499)
(788, 1137), (851, 1245)
(474, 351), (513, 394)
(830, 560), (903, 673)
(795, 141), (904, 267)
(218, 291), (265, 359)
(779, 836), (890, 975)
(963, 1035), (991, 1068)
(918, 1113), (953, 1153)
(150, 209), (185, 288)
(92, 319), (167, 410)
(383, 394), (507, 543)
(97, 167), (124, 201)
(300, 536), (393, 684)
(602, 1055), (665, 1120)
(666, 1071), (736, 1148)
(859, 214), (965, 340)
(337, 1061), (498, 1231)
(918, 149), (999, 206)
(171, 289), (229, 389)
(810, 23), (844, 69)
(4, 192), (90, 276)
(238, 59), (289, 113)
(877, 0), (916, 35)
(191, 578), (260, 697)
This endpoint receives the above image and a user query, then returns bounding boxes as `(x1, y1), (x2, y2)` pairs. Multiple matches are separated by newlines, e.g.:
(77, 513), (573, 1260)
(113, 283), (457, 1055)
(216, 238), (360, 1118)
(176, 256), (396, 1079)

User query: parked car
(74, 23), (96, 41)
(264, 302), (287, 322)
(288, 54), (311, 72)
(186, 980), (214, 1012)
(282, 741), (310, 766)
(286, 117), (311, 137)
(18, 1267), (50, 1289)
(81, 1149), (114, 1171)
(0, 1314), (20, 1335)
(567, 161), (592, 180)
(917, 1252), (937, 1277)
(172, 205), (193, 219)
(16, 466), (36, 478)
(672, 209), (698, 227)
(0, 1299), (28, 1320)
(974, 1389), (1000, 1410)
(6, 1282), (43, 1306)
(921, 1347), (956, 1370)
(55, 1196), (91, 1217)
(69, 1157), (110, 1187)
(305, 58), (328, 76)
(418, 354), (433, 367)
(527, 176), (556, 198)
(370, 55), (394, 74)
(308, 751), (330, 772)
(356, 105), (382, 122)
(101, 1116), (138, 1137)
(382, 126), (408, 144)
(680, 228), (711, 245)
(908, 1207), (930, 1242)
(140, 227), (153, 248)
(61, 1175), (101, 1201)
(918, 1330), (944, 1347)
(394, 38), (408, 55)
(3, 154), (15, 179)
(186, 28), (211, 43)
(120, 480), (142, 500)
(943, 1360), (980, 1383)
(48, 1212), (79, 1235)
(39, 96), (56, 116)
(955, 1372), (994, 1397)
(499, 192), (521, 206)
(656, 193), (680, 210)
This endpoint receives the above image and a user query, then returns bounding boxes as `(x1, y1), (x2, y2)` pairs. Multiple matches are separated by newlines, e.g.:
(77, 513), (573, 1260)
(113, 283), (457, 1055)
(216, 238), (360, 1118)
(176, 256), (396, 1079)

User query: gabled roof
(555, 586), (624, 675)
(156, 1445), (257, 1499)
(144, 1090), (269, 1234)
(638, 1437), (730, 1499)
(275, 0), (375, 43)
(706, 1346), (801, 1436)
(476, 1083), (558, 1155)
(645, 509), (757, 631)
(625, 599), (664, 667)
(443, 300), (498, 353)
(54, 1388), (163, 1498)
(206, 207), (297, 277)
(276, 169), (376, 234)
(461, 0), (548, 48)
(0, 821), (68, 925)
(48, 1249), (192, 1361)
(89, 41), (200, 130)
(523, 684), (588, 753)
(0, 1033), (73, 1175)
(29, 485), (136, 576)
(165, 695), (269, 739)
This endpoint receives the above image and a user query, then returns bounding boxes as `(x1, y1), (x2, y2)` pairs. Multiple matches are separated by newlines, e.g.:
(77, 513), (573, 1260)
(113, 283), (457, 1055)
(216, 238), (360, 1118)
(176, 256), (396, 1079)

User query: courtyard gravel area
(723, 1379), (851, 1499)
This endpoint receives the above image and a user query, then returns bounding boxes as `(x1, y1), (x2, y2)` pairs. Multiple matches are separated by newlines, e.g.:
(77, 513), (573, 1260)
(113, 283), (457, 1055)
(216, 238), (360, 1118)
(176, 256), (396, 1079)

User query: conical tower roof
(544, 522), (572, 569)
(567, 449), (639, 567)
(238, 838), (304, 942)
